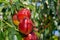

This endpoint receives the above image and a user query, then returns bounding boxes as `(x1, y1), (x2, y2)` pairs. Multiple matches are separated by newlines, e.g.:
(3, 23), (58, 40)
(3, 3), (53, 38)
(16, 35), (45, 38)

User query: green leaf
(27, 5), (35, 10)
(16, 33), (22, 40)
(0, 31), (5, 40)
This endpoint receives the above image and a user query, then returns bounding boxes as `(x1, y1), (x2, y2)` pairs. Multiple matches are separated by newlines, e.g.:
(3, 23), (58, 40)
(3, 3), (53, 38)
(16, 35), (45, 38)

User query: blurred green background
(0, 0), (60, 40)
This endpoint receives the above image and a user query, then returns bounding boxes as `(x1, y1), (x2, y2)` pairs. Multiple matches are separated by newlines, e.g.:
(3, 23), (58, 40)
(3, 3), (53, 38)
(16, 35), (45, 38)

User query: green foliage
(0, 0), (60, 40)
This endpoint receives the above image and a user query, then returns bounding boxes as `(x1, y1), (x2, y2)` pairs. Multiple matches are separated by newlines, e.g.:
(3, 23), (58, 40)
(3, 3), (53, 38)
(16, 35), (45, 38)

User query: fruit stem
(2, 20), (12, 27)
